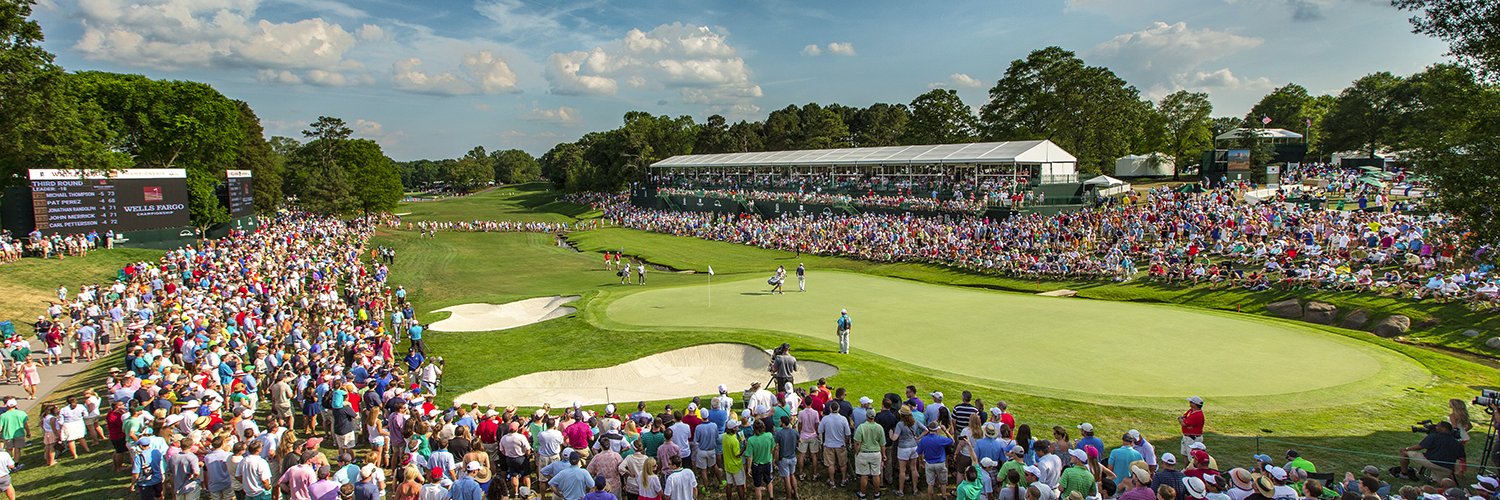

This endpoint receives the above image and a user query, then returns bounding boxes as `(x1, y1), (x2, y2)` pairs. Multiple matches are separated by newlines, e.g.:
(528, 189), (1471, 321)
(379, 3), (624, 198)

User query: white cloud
(474, 0), (563, 34)
(803, 42), (856, 57)
(526, 106), (580, 124)
(356, 24), (385, 41)
(1183, 68), (1276, 90)
(462, 51), (519, 93)
(72, 0), (360, 72)
(257, 69), (302, 85)
(543, 22), (762, 110)
(949, 73), (982, 88)
(1093, 21), (1262, 73)
(352, 118), (405, 144)
(826, 42), (855, 56)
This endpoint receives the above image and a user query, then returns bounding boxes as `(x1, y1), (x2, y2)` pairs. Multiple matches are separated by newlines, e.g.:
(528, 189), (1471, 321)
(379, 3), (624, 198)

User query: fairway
(603, 271), (1426, 401)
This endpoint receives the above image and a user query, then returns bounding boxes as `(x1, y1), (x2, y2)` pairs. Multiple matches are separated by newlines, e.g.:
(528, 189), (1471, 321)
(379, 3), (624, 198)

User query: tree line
(0, 0), (401, 226)
(395, 147), (541, 192)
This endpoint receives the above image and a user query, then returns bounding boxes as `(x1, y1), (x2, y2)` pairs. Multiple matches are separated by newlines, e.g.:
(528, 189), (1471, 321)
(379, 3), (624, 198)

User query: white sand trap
(1036, 289), (1078, 297)
(454, 343), (840, 407)
(429, 296), (579, 332)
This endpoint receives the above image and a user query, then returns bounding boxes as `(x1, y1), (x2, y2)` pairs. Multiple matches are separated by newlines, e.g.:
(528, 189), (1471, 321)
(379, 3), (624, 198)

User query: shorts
(798, 438), (821, 454)
(896, 447), (918, 461)
(777, 457), (796, 478)
(80, 341), (95, 352)
(46, 347), (62, 356)
(537, 454), (559, 470)
(43, 432), (58, 445)
(0, 475), (11, 491)
(751, 463), (772, 487)
(335, 431), (355, 449)
(111, 438), (127, 453)
(694, 450), (718, 469)
(821, 446), (844, 465)
(855, 451), (881, 476)
(369, 436), (386, 447)
(726, 469), (746, 486)
(506, 456), (530, 477)
(924, 462), (948, 486)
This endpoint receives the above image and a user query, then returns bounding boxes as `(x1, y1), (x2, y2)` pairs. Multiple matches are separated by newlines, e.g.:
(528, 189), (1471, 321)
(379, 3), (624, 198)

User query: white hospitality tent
(1083, 175), (1131, 197)
(1214, 128), (1304, 141)
(651, 140), (1080, 184)
(1113, 154), (1175, 177)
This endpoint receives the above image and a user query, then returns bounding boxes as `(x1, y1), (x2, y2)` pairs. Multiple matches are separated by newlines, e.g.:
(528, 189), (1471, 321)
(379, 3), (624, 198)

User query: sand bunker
(454, 343), (840, 407)
(428, 296), (579, 332)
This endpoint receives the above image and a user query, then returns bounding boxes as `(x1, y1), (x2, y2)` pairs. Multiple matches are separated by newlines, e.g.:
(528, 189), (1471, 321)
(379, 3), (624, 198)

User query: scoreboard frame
(27, 168), (191, 235)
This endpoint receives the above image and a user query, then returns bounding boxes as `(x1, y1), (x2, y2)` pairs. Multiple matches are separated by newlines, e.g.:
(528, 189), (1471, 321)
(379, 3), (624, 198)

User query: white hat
(1268, 466), (1288, 482)
(1024, 465), (1041, 477)
(466, 461), (482, 471)
(989, 407), (1002, 416)
(1077, 422), (1094, 433)
(240, 409), (254, 419)
(840, 309), (847, 314)
(1188, 442), (1206, 451)
(360, 463), (377, 479)
(930, 391), (943, 401)
(1472, 476), (1499, 493)
(605, 404), (615, 414)
(1127, 429), (1141, 440)
(1161, 453), (1177, 465)
(1183, 477), (1208, 499)
(858, 396), (873, 406)
(979, 457), (998, 468)
(1033, 483), (1054, 500)
(1187, 396), (1205, 406)
(687, 403), (698, 411)
(1068, 449), (1087, 463)
(165, 414), (183, 426)
(718, 384), (728, 393)
(726, 419), (740, 430)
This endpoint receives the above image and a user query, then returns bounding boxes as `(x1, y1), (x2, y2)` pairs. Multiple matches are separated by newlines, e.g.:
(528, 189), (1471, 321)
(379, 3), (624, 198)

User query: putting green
(602, 271), (1427, 405)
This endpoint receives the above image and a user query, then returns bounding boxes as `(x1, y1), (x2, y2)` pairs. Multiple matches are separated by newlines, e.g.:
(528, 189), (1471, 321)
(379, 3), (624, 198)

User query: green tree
(185, 169), (229, 230)
(1302, 94), (1338, 158)
(1209, 116), (1246, 140)
(1245, 84), (1312, 130)
(233, 100), (282, 213)
(798, 103), (851, 149)
(726, 120), (764, 152)
(1393, 0), (1500, 80)
(979, 46), (1148, 174)
(694, 114), (730, 154)
(762, 105), (802, 150)
(852, 103), (910, 147)
(903, 89), (978, 145)
(444, 156), (492, 192)
(540, 142), (586, 189)
(1321, 72), (1406, 157)
(1157, 90), (1214, 179)
(71, 72), (246, 172)
(339, 138), (401, 213)
(491, 149), (540, 183)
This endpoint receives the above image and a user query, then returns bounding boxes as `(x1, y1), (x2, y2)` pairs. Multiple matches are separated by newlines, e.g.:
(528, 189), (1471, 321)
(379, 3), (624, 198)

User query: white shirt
(0, 451), (12, 478)
(663, 468), (698, 500)
(239, 454), (272, 496)
(669, 422), (692, 458)
(1035, 453), (1062, 487)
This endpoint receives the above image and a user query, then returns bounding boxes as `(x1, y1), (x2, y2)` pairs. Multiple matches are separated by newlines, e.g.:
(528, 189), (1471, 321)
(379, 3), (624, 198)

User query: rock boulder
(1302, 301), (1338, 324)
(1486, 337), (1500, 350)
(1370, 315), (1412, 338)
(1267, 299), (1303, 319)
(1341, 309), (1371, 330)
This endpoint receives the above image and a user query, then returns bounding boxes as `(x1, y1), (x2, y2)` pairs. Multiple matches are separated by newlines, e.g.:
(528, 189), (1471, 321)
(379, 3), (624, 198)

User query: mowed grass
(395, 183), (599, 223)
(602, 271), (1424, 406)
(372, 221), (1500, 480)
(568, 228), (1500, 357)
(0, 248), (162, 325)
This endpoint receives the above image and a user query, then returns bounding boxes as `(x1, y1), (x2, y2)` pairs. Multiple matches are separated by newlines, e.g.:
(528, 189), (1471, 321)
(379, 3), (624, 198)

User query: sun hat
(1131, 466), (1151, 484)
(1229, 468), (1254, 490)
(1253, 477), (1276, 497)
(983, 423), (999, 438)
(1183, 477), (1208, 499)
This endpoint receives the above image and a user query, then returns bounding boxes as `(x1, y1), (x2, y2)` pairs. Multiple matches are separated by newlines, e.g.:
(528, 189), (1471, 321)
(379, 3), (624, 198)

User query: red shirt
(563, 421), (592, 449)
(476, 418), (500, 444)
(1180, 409), (1205, 436)
(682, 413), (703, 436)
(107, 409), (126, 440)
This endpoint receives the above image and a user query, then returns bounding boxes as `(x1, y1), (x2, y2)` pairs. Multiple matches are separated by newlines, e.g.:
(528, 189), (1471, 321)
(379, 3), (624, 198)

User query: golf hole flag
(708, 265), (715, 276)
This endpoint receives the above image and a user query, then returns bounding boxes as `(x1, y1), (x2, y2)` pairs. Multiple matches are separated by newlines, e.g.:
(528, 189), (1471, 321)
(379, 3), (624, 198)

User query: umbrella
(1358, 177), (1385, 187)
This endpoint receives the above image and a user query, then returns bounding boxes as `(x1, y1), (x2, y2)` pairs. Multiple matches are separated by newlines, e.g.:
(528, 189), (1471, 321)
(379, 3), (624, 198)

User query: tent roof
(1083, 175), (1127, 187)
(1214, 128), (1305, 141)
(651, 140), (1077, 168)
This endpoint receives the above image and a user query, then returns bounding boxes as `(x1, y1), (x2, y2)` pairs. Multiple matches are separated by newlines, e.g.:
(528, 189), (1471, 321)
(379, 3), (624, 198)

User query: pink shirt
(564, 421), (593, 449)
(279, 464), (317, 500)
(798, 408), (821, 439)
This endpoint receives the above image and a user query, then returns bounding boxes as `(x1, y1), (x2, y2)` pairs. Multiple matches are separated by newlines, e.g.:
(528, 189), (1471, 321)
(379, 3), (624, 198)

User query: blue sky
(33, 0), (1450, 160)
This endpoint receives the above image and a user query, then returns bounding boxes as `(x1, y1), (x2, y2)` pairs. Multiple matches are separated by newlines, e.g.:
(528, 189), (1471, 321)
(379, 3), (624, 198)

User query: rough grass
(395, 183), (599, 223)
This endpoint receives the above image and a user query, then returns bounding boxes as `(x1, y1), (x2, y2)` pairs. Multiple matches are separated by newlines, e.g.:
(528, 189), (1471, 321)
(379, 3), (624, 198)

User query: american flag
(1261, 116), (1272, 125)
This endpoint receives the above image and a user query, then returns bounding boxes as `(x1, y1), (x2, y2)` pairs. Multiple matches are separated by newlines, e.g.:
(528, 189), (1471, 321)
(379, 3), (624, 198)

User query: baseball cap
(1252, 453), (1272, 463)
(1068, 449), (1087, 463)
(467, 461), (482, 471)
(718, 384), (728, 393)
(137, 437), (152, 447)
(979, 458), (998, 468)
(1077, 422), (1094, 433)
(1191, 449), (1210, 463)
(686, 403), (697, 411)
(1362, 465), (1381, 476)
(1007, 445), (1025, 456)
(361, 464), (377, 479)
(1268, 466), (1288, 482)
(989, 407), (1002, 417)
(1161, 453), (1177, 465)
(726, 419), (740, 430)
(1189, 442), (1207, 451)
(568, 450), (582, 463)
(930, 391), (943, 401)
(1183, 477), (1208, 499)
(1024, 465), (1041, 477)
(1187, 396), (1205, 406)
(1473, 476), (1499, 493)
(859, 396), (873, 406)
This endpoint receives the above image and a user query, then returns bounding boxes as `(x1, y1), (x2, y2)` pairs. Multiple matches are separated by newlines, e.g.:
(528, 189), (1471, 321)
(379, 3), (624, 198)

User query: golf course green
(602, 270), (1428, 403)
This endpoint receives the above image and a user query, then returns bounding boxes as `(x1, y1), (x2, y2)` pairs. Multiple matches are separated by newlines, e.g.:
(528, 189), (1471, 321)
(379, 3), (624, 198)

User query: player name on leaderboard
(28, 168), (191, 234)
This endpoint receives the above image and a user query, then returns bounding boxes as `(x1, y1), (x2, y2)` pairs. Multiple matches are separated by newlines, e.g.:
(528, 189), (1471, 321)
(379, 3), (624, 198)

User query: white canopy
(1215, 128), (1304, 141)
(652, 140), (1077, 168)
(1083, 175), (1127, 187)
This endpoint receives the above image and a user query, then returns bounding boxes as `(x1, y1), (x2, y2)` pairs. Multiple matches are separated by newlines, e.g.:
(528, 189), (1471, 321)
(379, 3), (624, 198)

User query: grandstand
(641, 140), (1086, 218)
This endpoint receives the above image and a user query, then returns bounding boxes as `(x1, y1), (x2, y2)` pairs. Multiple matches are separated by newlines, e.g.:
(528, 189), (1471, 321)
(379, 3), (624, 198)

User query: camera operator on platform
(1391, 420), (1464, 482)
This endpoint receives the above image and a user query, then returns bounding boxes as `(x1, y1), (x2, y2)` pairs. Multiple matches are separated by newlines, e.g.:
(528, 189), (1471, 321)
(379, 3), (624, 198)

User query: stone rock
(1267, 298), (1303, 319)
(1302, 301), (1338, 324)
(1487, 337), (1500, 350)
(1464, 329), (1482, 338)
(1341, 309), (1371, 330)
(1370, 315), (1412, 338)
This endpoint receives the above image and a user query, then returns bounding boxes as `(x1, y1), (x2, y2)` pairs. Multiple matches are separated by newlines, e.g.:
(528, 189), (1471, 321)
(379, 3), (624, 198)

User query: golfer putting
(836, 309), (852, 354)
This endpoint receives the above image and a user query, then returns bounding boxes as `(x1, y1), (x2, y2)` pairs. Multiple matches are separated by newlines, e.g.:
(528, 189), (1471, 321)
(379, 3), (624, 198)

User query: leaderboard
(28, 168), (191, 234)
(225, 170), (254, 217)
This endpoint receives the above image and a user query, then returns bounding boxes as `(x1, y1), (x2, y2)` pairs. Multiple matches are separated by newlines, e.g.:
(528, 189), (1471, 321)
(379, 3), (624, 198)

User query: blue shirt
(408, 325), (423, 341)
(448, 477), (484, 500)
(1108, 446), (1143, 485)
(549, 466), (594, 500)
(917, 434), (953, 464)
(692, 422), (721, 453)
(1076, 436), (1104, 455)
(134, 448), (165, 486)
(974, 437), (1006, 465)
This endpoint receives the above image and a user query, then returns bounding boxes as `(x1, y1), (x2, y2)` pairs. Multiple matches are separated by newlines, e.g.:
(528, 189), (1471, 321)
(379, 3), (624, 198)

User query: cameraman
(1392, 420), (1463, 482)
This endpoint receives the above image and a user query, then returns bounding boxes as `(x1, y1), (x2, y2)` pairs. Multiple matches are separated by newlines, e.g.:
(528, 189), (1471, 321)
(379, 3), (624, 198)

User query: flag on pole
(707, 265), (715, 276)
(1261, 115), (1272, 125)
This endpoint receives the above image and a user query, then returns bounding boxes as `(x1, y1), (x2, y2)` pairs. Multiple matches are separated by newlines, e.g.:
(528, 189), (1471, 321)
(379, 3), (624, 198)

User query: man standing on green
(0, 399), (26, 459)
(836, 309), (852, 355)
(744, 420), (777, 500)
(854, 411), (888, 499)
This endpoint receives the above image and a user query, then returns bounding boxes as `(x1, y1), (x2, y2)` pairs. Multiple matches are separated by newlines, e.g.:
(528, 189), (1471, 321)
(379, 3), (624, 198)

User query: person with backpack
(836, 310), (853, 355)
